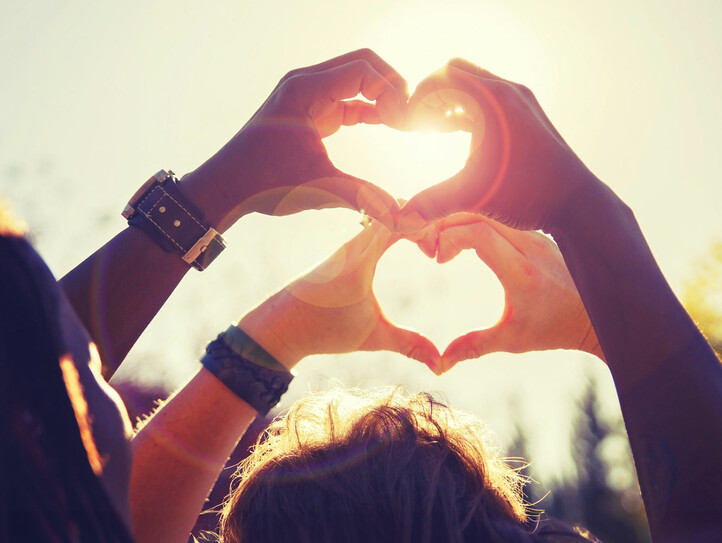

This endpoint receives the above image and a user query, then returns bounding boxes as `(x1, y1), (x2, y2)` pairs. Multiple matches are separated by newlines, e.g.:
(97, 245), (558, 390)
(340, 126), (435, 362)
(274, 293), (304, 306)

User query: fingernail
(413, 229), (437, 258)
(419, 241), (436, 258)
(440, 353), (459, 372)
(427, 356), (443, 376)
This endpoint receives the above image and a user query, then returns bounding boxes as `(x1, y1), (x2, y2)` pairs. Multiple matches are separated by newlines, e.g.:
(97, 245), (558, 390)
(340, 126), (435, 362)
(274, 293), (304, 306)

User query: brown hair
(219, 387), (597, 543)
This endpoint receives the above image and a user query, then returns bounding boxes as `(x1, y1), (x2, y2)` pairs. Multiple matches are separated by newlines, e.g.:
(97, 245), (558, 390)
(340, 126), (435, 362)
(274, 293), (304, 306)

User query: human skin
(400, 59), (722, 542)
(54, 49), (408, 540)
(128, 215), (597, 543)
(60, 49), (408, 377)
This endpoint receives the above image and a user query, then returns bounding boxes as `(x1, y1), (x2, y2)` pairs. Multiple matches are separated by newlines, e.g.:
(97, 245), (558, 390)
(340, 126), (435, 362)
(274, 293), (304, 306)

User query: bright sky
(2, 0), (721, 481)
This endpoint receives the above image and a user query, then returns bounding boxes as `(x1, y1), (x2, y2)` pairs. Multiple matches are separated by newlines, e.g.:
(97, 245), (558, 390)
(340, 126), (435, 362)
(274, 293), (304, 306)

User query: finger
(314, 99), (383, 138)
(435, 213), (560, 260)
(436, 220), (524, 283)
(293, 48), (409, 101)
(411, 212), (483, 257)
(396, 170), (474, 232)
(401, 221), (437, 258)
(309, 60), (404, 128)
(414, 224), (439, 258)
(447, 58), (507, 81)
(447, 58), (544, 120)
(441, 326), (510, 372)
(287, 220), (396, 308)
(407, 62), (486, 132)
(269, 173), (401, 231)
(340, 100), (382, 126)
(350, 218), (399, 267)
(365, 319), (443, 375)
(480, 222), (559, 260)
(408, 87), (481, 132)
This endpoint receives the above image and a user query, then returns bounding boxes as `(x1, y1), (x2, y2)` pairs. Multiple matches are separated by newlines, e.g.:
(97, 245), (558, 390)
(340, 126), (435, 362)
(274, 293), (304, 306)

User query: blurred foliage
(509, 378), (651, 543)
(683, 241), (722, 357)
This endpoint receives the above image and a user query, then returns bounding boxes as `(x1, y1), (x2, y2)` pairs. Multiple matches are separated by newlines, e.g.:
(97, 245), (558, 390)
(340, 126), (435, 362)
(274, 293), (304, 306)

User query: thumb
(441, 325), (510, 372)
(397, 171), (473, 234)
(364, 319), (442, 375)
(273, 172), (400, 231)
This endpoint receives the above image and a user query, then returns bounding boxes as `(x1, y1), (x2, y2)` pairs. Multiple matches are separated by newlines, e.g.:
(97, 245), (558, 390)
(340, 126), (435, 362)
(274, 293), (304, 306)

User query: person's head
(0, 199), (133, 542)
(220, 387), (598, 543)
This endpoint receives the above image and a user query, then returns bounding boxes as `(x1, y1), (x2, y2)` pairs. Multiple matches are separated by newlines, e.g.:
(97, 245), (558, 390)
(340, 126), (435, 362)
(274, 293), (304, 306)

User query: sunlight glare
(325, 125), (471, 199)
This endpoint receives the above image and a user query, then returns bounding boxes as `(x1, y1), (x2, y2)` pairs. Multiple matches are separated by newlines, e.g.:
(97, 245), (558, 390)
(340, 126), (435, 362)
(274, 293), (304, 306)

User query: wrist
(177, 163), (249, 234)
(547, 178), (631, 242)
(179, 125), (272, 232)
(237, 291), (305, 369)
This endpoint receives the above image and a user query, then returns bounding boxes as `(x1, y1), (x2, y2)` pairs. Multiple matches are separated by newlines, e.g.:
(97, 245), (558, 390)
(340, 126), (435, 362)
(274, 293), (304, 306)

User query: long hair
(0, 204), (134, 543)
(219, 387), (598, 543)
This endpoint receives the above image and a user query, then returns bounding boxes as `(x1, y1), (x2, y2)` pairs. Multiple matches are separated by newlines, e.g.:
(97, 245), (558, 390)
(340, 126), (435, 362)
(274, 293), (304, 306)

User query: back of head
(220, 387), (597, 543)
(0, 200), (133, 543)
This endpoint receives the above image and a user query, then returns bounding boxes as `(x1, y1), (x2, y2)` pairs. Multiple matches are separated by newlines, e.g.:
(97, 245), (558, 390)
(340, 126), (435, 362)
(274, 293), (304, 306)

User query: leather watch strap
(123, 170), (226, 270)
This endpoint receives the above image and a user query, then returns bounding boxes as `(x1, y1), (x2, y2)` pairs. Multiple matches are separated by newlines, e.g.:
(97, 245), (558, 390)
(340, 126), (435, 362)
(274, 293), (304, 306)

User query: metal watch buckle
(181, 227), (224, 266)
(121, 170), (173, 219)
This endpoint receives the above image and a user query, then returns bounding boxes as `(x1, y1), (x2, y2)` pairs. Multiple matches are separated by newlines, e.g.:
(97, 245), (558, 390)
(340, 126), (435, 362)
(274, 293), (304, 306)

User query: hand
(236, 220), (442, 373)
(419, 214), (604, 372)
(180, 49), (408, 232)
(399, 58), (603, 232)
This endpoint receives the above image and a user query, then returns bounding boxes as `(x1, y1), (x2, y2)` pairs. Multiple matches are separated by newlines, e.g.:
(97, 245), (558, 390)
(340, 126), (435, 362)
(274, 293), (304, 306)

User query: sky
(2, 0), (721, 481)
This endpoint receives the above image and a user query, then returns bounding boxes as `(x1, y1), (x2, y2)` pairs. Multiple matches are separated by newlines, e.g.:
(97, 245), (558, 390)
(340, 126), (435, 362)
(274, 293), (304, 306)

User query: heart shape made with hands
(323, 120), (507, 372)
(371, 213), (595, 373)
(374, 237), (505, 355)
(326, 125), (508, 370)
(266, 55), (598, 371)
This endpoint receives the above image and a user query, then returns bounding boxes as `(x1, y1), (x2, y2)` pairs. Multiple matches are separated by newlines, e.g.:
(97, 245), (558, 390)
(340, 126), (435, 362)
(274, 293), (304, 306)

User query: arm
(550, 184), (722, 542)
(401, 59), (722, 541)
(129, 221), (439, 543)
(60, 49), (407, 377)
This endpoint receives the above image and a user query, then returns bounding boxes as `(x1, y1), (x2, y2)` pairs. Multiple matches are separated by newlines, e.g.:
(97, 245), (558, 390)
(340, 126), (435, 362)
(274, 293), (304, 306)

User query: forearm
(129, 315), (298, 543)
(59, 170), (238, 377)
(550, 181), (722, 541)
(130, 368), (257, 543)
(59, 227), (190, 376)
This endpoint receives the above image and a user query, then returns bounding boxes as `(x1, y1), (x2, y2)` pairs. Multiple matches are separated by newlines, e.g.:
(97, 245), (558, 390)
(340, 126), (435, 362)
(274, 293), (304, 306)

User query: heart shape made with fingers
(325, 125), (508, 370)
(374, 237), (505, 354)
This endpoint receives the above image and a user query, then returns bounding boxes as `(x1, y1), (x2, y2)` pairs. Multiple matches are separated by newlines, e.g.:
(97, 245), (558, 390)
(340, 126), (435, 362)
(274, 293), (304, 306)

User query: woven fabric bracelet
(200, 326), (293, 416)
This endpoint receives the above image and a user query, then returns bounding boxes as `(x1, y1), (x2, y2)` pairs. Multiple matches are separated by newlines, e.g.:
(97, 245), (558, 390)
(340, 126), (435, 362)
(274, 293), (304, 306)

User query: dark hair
(220, 387), (598, 543)
(0, 205), (134, 543)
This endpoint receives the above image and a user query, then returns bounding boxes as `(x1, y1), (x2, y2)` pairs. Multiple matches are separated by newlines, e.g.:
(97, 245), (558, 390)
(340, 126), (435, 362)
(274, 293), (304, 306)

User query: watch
(122, 170), (226, 271)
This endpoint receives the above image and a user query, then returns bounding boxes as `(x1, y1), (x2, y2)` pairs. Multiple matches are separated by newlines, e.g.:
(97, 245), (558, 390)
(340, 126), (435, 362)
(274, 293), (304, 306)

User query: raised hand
(236, 220), (442, 373)
(420, 214), (604, 372)
(180, 49), (409, 232)
(399, 58), (603, 232)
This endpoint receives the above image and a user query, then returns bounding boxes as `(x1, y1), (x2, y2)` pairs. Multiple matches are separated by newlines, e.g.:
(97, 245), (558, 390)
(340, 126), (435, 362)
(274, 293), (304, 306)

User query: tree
(524, 378), (651, 543)
(683, 241), (722, 358)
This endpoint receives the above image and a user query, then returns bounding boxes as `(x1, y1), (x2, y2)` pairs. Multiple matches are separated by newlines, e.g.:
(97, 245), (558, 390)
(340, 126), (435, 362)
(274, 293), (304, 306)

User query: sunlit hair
(220, 387), (598, 543)
(0, 197), (26, 237)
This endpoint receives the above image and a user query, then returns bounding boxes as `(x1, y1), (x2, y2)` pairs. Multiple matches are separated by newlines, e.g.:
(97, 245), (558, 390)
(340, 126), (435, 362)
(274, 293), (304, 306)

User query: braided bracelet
(201, 326), (293, 416)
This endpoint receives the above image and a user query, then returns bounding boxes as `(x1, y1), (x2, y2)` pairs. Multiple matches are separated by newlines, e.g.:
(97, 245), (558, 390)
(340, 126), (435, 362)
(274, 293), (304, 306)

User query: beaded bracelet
(200, 326), (293, 416)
